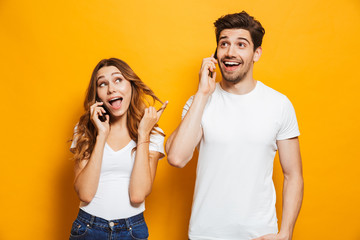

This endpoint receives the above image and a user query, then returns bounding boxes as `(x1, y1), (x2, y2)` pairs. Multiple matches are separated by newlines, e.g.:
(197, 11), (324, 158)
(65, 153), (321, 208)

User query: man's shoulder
(258, 81), (289, 102)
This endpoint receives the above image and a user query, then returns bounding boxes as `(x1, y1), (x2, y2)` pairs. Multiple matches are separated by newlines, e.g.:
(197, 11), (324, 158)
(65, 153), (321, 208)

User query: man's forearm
(166, 92), (209, 167)
(279, 173), (304, 239)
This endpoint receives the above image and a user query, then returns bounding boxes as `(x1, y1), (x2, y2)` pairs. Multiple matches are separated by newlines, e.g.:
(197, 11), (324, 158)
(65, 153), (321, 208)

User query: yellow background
(1, 0), (359, 239)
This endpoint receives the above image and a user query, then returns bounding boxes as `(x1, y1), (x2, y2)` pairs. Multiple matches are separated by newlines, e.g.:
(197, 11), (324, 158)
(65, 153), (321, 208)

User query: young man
(166, 11), (303, 240)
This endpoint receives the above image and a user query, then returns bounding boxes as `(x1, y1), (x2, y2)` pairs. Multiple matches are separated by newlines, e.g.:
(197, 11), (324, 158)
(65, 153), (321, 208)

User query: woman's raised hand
(90, 102), (110, 137)
(138, 101), (168, 137)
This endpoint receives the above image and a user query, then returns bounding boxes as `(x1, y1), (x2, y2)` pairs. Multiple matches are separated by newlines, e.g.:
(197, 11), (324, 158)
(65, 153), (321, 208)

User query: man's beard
(219, 58), (251, 84)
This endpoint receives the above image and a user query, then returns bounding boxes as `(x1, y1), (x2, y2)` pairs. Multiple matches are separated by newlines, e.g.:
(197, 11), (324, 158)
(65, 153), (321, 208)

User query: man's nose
(226, 45), (236, 57)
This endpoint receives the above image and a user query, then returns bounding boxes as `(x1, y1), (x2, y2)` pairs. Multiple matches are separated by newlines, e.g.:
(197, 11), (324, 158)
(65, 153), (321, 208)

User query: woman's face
(96, 66), (132, 119)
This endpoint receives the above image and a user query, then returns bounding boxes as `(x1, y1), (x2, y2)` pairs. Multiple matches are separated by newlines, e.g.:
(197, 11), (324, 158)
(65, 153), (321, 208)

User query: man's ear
(253, 46), (262, 62)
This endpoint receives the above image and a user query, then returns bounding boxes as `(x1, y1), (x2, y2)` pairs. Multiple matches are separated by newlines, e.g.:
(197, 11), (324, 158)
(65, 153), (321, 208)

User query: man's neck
(220, 77), (257, 95)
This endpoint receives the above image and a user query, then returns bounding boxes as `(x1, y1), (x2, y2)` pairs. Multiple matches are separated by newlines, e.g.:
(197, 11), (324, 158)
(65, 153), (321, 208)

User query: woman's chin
(109, 111), (127, 120)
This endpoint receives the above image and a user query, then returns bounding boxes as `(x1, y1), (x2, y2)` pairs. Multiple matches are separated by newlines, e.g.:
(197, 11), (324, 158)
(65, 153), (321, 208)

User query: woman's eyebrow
(97, 72), (122, 81)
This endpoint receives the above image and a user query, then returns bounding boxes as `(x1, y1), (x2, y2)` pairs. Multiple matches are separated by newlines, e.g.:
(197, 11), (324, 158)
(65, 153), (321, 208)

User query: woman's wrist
(137, 140), (150, 148)
(137, 133), (150, 149)
(138, 132), (150, 141)
(96, 133), (108, 143)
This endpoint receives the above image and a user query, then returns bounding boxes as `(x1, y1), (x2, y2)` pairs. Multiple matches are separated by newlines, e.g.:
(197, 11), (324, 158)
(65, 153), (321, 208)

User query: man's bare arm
(166, 56), (217, 168)
(252, 137), (303, 240)
(278, 137), (304, 240)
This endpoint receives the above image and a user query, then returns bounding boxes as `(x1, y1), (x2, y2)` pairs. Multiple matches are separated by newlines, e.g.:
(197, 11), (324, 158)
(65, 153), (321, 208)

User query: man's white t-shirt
(71, 127), (165, 220)
(182, 81), (300, 240)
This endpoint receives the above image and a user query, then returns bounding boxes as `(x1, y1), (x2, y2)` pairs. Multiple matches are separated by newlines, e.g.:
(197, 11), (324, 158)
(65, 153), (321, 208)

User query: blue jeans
(69, 209), (149, 240)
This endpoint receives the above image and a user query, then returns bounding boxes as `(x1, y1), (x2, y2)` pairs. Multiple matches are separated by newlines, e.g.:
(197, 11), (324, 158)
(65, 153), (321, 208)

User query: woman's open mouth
(108, 97), (123, 110)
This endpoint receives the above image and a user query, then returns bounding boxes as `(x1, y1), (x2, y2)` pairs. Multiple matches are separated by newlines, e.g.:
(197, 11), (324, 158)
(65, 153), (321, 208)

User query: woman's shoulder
(149, 127), (165, 158)
(150, 127), (165, 142)
(152, 126), (164, 134)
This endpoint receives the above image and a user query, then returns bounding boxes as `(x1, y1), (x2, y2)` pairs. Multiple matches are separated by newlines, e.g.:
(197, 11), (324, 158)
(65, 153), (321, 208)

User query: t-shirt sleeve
(149, 127), (165, 160)
(181, 95), (194, 120)
(276, 96), (300, 140)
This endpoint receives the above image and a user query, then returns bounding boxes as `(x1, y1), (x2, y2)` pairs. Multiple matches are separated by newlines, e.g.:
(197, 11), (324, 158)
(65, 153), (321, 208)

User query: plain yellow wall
(1, 0), (359, 239)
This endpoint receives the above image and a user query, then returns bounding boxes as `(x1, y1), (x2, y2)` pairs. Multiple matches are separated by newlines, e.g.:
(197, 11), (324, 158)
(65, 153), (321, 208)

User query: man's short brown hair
(214, 11), (265, 51)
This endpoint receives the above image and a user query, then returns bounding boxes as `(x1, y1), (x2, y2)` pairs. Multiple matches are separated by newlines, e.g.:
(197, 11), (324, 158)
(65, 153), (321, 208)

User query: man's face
(216, 29), (261, 83)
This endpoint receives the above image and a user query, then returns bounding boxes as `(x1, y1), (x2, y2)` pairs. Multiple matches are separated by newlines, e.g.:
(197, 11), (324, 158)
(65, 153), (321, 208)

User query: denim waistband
(76, 209), (145, 230)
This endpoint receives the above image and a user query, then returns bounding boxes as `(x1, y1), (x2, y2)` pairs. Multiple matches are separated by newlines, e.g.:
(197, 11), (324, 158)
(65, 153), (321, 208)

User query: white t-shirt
(70, 127), (165, 220)
(182, 81), (300, 240)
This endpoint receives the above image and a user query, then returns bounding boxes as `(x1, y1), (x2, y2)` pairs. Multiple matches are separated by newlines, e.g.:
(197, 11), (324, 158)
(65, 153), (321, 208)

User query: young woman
(69, 58), (167, 240)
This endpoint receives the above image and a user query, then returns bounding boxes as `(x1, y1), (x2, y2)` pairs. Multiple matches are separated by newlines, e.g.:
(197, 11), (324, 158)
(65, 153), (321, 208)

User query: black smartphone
(209, 48), (218, 78)
(96, 97), (109, 122)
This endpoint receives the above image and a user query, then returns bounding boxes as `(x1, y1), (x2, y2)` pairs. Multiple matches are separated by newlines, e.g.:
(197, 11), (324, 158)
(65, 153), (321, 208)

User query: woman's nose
(107, 82), (116, 94)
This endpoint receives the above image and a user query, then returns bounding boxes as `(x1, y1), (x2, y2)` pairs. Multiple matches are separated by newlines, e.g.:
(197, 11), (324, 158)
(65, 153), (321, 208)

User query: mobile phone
(96, 97), (109, 122)
(209, 48), (218, 78)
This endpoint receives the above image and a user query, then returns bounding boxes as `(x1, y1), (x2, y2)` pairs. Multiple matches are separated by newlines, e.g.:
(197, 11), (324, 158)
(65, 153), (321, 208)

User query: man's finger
(211, 71), (216, 80)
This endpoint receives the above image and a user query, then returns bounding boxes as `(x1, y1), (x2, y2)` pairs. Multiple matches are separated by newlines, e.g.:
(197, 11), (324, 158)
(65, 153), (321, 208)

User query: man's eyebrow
(238, 37), (251, 44)
(218, 36), (251, 44)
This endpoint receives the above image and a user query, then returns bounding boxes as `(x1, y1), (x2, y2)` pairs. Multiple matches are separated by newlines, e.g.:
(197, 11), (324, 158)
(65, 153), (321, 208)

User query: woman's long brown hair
(71, 58), (163, 162)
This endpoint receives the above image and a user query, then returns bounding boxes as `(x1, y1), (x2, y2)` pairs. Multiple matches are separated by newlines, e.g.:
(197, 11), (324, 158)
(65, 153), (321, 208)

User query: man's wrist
(194, 91), (211, 104)
(278, 230), (292, 240)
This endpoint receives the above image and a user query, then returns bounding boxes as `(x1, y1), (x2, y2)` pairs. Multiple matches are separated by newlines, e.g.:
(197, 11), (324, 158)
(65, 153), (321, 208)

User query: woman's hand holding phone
(90, 102), (110, 137)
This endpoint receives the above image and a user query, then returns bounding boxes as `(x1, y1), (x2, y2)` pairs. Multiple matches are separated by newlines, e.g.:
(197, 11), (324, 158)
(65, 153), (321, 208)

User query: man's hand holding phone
(198, 54), (217, 97)
(90, 101), (110, 137)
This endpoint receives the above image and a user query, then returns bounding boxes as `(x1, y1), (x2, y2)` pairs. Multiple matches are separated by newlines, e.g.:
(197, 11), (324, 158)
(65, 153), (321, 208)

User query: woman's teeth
(109, 97), (123, 106)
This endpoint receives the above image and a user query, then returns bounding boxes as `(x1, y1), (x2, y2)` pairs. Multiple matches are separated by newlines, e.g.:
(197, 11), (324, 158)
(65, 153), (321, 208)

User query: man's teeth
(225, 62), (240, 66)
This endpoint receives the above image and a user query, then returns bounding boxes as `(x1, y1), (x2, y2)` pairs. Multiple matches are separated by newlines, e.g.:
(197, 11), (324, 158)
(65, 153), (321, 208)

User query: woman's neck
(107, 113), (132, 150)
(110, 113), (128, 130)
